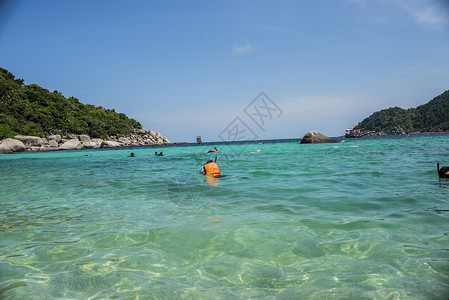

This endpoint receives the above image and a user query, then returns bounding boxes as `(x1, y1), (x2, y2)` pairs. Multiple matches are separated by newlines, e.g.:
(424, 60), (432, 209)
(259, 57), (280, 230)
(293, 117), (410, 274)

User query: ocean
(0, 134), (448, 299)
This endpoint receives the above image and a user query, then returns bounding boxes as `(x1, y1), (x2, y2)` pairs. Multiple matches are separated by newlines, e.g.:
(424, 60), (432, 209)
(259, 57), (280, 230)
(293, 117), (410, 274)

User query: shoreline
(0, 129), (177, 154)
(2, 131), (448, 154)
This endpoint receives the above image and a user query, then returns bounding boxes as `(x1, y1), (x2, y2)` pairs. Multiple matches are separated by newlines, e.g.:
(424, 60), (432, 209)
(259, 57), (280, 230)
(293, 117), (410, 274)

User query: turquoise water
(1, 135), (448, 299)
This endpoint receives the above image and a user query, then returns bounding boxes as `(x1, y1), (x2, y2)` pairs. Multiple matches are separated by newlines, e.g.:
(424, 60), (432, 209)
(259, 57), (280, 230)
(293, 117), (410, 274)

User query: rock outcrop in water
(0, 138), (26, 153)
(300, 131), (338, 144)
(0, 129), (171, 153)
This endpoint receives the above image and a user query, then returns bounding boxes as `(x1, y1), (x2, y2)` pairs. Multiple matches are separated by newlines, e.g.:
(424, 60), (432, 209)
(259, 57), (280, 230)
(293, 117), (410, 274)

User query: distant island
(358, 90), (449, 135)
(0, 68), (170, 153)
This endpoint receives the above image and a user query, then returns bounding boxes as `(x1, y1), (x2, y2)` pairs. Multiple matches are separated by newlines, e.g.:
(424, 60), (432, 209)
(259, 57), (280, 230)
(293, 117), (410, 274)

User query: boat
(345, 126), (361, 138)
(196, 136), (202, 144)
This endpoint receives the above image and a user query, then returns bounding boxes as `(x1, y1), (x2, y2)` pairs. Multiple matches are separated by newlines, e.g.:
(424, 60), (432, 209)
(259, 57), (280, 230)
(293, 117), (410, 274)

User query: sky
(1, 0), (449, 142)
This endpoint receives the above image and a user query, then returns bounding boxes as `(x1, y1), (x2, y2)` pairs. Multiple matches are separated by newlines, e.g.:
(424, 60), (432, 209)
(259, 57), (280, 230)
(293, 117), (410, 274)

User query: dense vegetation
(0, 68), (141, 140)
(358, 90), (449, 133)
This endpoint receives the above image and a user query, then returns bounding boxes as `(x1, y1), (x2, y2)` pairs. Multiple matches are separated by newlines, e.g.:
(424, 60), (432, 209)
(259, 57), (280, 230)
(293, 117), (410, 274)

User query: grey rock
(87, 139), (103, 149)
(48, 140), (59, 148)
(14, 135), (43, 148)
(81, 141), (99, 149)
(78, 135), (91, 142)
(148, 130), (156, 138)
(0, 138), (26, 153)
(118, 137), (131, 145)
(300, 131), (338, 144)
(101, 141), (121, 148)
(47, 135), (62, 142)
(59, 138), (82, 150)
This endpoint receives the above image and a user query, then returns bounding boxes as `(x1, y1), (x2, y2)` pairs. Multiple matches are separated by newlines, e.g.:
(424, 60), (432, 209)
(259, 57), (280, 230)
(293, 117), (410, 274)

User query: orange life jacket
(203, 162), (221, 176)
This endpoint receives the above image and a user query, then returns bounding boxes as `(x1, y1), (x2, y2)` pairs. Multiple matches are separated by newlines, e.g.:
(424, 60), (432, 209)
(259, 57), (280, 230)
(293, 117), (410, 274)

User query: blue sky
(1, 0), (449, 142)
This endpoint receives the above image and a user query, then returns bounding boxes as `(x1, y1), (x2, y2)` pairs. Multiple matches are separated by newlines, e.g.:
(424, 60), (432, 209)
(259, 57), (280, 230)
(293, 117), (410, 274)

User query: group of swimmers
(127, 151), (164, 157)
(126, 147), (223, 177)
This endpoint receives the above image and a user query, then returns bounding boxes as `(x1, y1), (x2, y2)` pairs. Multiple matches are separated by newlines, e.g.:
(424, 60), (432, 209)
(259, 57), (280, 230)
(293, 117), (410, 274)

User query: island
(357, 90), (449, 136)
(0, 68), (170, 153)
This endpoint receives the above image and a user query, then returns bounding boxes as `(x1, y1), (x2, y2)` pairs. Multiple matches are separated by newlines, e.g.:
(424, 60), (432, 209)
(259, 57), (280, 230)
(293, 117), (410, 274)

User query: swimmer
(208, 147), (218, 153)
(158, 152), (164, 156)
(85, 154), (92, 156)
(437, 163), (449, 178)
(155, 151), (158, 156)
(251, 149), (262, 153)
(129, 152), (135, 157)
(200, 159), (222, 177)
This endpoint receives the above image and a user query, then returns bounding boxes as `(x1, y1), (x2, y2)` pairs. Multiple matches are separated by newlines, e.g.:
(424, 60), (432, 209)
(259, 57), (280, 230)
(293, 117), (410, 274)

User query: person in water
(208, 147), (218, 153)
(201, 160), (222, 176)
(437, 163), (449, 178)
(129, 153), (135, 157)
(158, 152), (164, 156)
(155, 151), (158, 156)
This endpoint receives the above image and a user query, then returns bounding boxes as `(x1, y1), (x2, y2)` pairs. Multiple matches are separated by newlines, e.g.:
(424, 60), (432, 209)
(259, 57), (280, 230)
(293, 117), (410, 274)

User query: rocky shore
(359, 126), (449, 136)
(0, 129), (171, 154)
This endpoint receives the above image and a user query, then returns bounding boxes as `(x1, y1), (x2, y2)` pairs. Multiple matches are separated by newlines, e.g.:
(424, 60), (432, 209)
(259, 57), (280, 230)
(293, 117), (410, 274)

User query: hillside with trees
(0, 68), (142, 140)
(358, 90), (449, 134)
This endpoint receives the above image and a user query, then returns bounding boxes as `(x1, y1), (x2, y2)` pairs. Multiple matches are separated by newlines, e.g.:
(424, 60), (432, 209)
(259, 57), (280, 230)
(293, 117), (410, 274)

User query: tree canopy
(0, 68), (142, 139)
(358, 90), (449, 133)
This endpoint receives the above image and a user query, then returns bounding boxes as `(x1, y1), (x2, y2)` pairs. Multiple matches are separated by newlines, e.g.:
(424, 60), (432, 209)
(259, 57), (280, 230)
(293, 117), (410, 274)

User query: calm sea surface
(1, 134), (448, 299)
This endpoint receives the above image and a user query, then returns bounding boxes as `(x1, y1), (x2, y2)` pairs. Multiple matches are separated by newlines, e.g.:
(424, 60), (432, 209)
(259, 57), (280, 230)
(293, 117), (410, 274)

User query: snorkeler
(200, 159), (222, 177)
(437, 163), (449, 178)
(208, 147), (218, 153)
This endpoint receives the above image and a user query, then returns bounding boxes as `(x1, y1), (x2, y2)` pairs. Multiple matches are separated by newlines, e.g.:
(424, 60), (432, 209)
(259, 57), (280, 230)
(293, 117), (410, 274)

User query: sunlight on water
(1, 135), (449, 298)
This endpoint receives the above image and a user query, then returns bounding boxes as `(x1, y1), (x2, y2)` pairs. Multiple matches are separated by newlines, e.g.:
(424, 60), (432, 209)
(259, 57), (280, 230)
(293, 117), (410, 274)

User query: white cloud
(232, 42), (258, 55)
(394, 0), (448, 25)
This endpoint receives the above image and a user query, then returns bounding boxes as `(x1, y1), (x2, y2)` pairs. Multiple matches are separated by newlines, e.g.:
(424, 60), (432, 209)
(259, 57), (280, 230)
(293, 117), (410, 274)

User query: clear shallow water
(0, 135), (448, 299)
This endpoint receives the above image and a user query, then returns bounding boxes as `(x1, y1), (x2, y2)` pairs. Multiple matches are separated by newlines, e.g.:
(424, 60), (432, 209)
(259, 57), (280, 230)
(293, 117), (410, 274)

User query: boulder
(66, 133), (78, 139)
(300, 131), (338, 144)
(78, 139), (102, 149)
(82, 139), (102, 149)
(0, 138), (26, 153)
(136, 129), (147, 135)
(48, 140), (59, 148)
(388, 126), (406, 135)
(148, 130), (156, 138)
(78, 134), (91, 142)
(47, 134), (62, 142)
(14, 135), (43, 148)
(101, 141), (121, 148)
(155, 131), (161, 139)
(82, 141), (98, 149)
(59, 138), (82, 150)
(92, 138), (104, 144)
(118, 137), (131, 145)
(162, 136), (171, 144)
